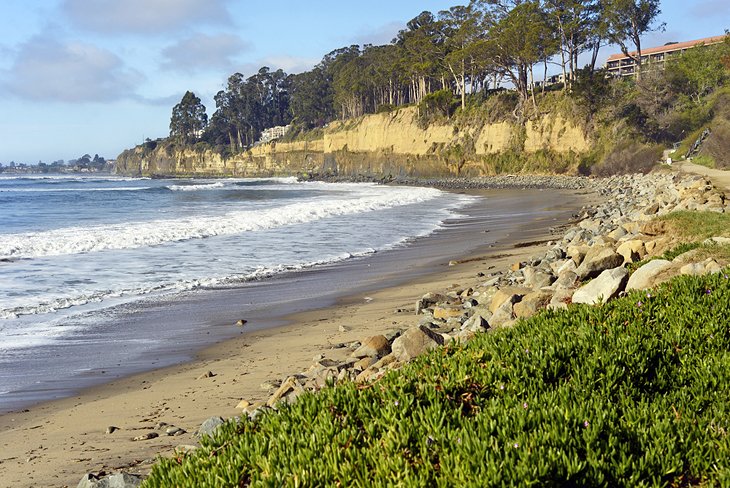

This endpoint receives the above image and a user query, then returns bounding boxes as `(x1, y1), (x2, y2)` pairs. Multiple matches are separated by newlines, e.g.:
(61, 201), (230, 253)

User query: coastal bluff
(115, 107), (590, 178)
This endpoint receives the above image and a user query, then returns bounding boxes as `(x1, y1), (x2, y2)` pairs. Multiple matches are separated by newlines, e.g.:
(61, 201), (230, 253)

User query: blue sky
(0, 0), (727, 164)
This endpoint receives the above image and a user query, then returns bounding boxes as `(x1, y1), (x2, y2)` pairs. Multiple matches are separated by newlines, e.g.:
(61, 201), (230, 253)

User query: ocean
(0, 175), (475, 410)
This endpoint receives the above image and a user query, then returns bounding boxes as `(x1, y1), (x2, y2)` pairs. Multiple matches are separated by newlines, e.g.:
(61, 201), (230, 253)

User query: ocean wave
(0, 186), (154, 193)
(166, 181), (227, 191)
(0, 247), (381, 323)
(0, 186), (443, 260)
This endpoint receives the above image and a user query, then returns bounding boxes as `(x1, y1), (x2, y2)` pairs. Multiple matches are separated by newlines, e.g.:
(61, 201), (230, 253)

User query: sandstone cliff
(115, 106), (591, 177)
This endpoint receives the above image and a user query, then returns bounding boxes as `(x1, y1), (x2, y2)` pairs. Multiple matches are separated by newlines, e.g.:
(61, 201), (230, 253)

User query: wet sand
(0, 187), (593, 487)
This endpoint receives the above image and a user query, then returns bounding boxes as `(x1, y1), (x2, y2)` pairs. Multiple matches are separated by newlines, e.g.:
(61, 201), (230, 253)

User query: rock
(432, 306), (463, 320)
(704, 236), (730, 246)
(372, 353), (398, 370)
(553, 270), (579, 290)
(391, 326), (444, 362)
(338, 325), (349, 332)
(680, 262), (706, 276)
(105, 426), (118, 434)
(351, 335), (391, 358)
(353, 356), (377, 371)
(197, 371), (215, 379)
(415, 292), (448, 314)
(132, 432), (159, 441)
(489, 298), (516, 328)
(566, 245), (590, 265)
(197, 417), (225, 438)
(576, 248), (624, 280)
(235, 319), (248, 327)
(77, 472), (144, 488)
(260, 379), (281, 391)
(513, 291), (553, 319)
(489, 288), (527, 313)
(572, 267), (628, 305)
(235, 399), (251, 409)
(705, 259), (723, 274)
(616, 240), (646, 264)
(547, 289), (573, 310)
(267, 376), (305, 407)
(166, 426), (185, 436)
(626, 259), (674, 291)
(461, 312), (489, 333)
(523, 268), (555, 289)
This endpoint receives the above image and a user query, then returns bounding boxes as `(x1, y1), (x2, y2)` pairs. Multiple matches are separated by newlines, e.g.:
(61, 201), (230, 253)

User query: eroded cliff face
(115, 107), (590, 177)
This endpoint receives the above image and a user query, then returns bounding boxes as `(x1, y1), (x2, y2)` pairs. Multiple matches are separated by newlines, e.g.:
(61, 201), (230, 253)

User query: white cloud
(351, 21), (404, 46)
(62, 0), (232, 34)
(257, 55), (319, 74)
(2, 36), (143, 103)
(160, 33), (250, 73)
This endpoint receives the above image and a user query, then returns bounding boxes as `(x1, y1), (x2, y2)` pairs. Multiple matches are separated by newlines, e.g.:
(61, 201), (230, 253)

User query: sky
(0, 0), (728, 164)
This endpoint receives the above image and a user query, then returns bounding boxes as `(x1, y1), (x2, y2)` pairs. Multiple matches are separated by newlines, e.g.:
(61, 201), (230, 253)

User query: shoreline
(0, 185), (593, 487)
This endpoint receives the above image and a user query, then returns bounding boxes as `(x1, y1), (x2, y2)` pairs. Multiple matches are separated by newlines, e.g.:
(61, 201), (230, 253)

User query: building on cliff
(259, 125), (291, 144)
(605, 34), (727, 78)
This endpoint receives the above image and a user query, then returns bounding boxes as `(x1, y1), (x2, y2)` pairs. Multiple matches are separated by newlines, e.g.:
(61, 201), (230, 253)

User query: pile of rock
(237, 172), (727, 419)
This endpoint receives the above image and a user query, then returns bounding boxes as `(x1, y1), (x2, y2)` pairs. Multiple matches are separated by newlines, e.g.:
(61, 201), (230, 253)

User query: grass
(657, 211), (730, 241)
(143, 271), (730, 487)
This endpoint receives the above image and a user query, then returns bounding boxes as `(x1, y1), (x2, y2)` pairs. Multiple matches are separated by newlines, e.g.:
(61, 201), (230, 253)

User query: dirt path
(676, 160), (730, 191)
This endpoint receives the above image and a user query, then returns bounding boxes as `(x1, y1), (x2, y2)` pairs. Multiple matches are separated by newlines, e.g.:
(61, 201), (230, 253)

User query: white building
(259, 125), (291, 143)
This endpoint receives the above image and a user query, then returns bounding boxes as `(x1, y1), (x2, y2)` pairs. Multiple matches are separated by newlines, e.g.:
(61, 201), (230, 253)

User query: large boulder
(351, 335), (390, 358)
(626, 259), (674, 291)
(391, 326), (444, 362)
(576, 248), (624, 280)
(572, 267), (629, 305)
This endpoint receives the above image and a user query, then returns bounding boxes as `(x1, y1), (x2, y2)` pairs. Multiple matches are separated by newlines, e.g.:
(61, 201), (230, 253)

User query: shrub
(591, 142), (661, 176)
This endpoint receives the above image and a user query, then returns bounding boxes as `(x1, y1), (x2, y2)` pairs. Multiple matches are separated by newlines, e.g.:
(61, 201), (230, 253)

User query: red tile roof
(607, 35), (727, 62)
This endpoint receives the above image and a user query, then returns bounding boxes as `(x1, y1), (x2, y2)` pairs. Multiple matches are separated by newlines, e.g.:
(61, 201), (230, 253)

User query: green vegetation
(144, 271), (730, 487)
(658, 211), (730, 241)
(152, 1), (729, 176)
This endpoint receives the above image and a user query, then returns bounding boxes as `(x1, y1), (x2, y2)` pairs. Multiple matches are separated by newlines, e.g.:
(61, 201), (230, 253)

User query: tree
(603, 0), (664, 80)
(170, 91), (208, 144)
(439, 4), (483, 109)
(482, 1), (558, 107)
(667, 39), (730, 104)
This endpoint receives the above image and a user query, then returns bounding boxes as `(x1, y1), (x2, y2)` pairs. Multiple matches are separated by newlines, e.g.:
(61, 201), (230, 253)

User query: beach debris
(197, 417), (225, 438)
(105, 426), (119, 434)
(132, 432), (159, 441)
(235, 399), (251, 410)
(197, 371), (216, 379)
(77, 472), (143, 488)
(338, 324), (349, 332)
(235, 319), (248, 327)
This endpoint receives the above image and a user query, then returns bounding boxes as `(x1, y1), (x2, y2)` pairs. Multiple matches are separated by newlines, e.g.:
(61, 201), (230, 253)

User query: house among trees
(605, 35), (727, 77)
(259, 125), (291, 144)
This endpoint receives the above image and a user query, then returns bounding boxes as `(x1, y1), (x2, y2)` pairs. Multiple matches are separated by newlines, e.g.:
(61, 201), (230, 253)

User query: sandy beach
(0, 187), (594, 487)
